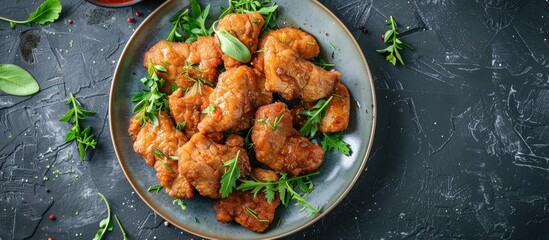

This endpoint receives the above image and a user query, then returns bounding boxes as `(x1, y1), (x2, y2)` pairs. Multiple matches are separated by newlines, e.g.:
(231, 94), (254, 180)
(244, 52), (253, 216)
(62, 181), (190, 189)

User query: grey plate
(109, 0), (376, 239)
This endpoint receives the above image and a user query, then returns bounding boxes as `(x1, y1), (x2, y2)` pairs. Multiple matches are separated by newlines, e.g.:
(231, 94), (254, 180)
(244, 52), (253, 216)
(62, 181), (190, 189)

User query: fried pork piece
(252, 102), (324, 176)
(143, 37), (222, 93)
(198, 66), (263, 133)
(128, 112), (193, 198)
(252, 27), (320, 72)
(168, 86), (213, 138)
(214, 168), (281, 232)
(178, 133), (251, 199)
(292, 83), (351, 133)
(217, 13), (264, 69)
(263, 37), (340, 102)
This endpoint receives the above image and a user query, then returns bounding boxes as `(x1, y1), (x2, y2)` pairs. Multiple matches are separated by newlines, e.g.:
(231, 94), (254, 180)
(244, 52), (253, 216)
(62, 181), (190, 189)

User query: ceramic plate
(109, 0), (376, 239)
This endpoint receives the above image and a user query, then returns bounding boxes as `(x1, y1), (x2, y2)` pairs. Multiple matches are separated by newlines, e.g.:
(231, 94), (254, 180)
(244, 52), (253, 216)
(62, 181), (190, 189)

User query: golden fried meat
(214, 168), (280, 232)
(198, 66), (262, 133)
(143, 37), (222, 93)
(252, 27), (320, 72)
(263, 37), (340, 102)
(168, 86), (214, 138)
(178, 133), (251, 199)
(217, 13), (265, 69)
(252, 102), (324, 176)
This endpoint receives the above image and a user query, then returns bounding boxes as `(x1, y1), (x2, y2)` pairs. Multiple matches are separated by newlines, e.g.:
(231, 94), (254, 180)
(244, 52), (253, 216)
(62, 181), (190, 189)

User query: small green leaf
(201, 104), (216, 114)
(154, 65), (167, 72)
(0, 64), (40, 96)
(215, 29), (251, 63)
(176, 121), (186, 131)
(26, 0), (62, 25)
(147, 184), (163, 192)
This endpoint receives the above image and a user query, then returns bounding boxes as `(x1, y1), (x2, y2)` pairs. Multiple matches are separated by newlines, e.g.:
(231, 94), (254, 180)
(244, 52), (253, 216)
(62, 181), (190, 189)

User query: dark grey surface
(1, 0), (548, 239)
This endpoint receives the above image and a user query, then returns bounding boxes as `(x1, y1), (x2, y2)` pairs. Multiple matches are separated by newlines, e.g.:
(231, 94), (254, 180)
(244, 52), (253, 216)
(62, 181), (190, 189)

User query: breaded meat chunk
(143, 37), (222, 93)
(168, 86), (214, 138)
(217, 13), (264, 69)
(252, 102), (324, 176)
(128, 112), (193, 198)
(178, 133), (251, 199)
(214, 168), (280, 232)
(292, 83), (351, 133)
(252, 27), (320, 72)
(198, 66), (262, 133)
(263, 37), (340, 102)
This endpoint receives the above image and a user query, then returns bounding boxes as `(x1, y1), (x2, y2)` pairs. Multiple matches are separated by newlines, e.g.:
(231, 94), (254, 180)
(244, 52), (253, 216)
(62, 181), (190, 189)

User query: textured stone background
(1, 0), (549, 239)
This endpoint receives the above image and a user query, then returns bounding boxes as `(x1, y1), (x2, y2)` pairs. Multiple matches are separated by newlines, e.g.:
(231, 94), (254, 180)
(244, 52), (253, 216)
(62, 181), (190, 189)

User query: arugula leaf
(93, 193), (113, 240)
(220, 151), (241, 198)
(147, 184), (163, 193)
(237, 172), (321, 216)
(114, 215), (128, 240)
(298, 96), (333, 138)
(321, 133), (351, 156)
(173, 199), (187, 211)
(0, 0), (62, 28)
(59, 93), (97, 160)
(0, 64), (40, 96)
(377, 16), (412, 65)
(214, 28), (252, 63)
(167, 0), (214, 42)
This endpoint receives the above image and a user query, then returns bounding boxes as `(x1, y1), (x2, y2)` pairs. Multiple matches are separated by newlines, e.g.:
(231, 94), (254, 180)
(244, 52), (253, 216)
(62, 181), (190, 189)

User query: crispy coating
(217, 13), (264, 69)
(178, 133), (251, 199)
(198, 66), (262, 133)
(292, 83), (351, 133)
(214, 168), (280, 232)
(252, 102), (324, 176)
(252, 27), (320, 72)
(263, 37), (340, 102)
(128, 112), (193, 198)
(143, 37), (222, 93)
(168, 86), (214, 138)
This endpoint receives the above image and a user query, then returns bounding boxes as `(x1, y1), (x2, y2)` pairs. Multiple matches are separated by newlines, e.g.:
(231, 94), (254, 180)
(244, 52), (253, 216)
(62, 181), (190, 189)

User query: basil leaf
(0, 64), (40, 96)
(215, 29), (251, 63)
(26, 0), (62, 25)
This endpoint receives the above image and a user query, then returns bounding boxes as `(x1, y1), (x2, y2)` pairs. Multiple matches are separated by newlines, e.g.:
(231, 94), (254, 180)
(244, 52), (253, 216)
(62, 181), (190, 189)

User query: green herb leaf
(321, 133), (351, 156)
(167, 0), (213, 42)
(220, 151), (241, 198)
(60, 93), (97, 160)
(377, 16), (412, 65)
(176, 121), (187, 131)
(201, 104), (216, 113)
(132, 61), (168, 126)
(245, 207), (270, 222)
(0, 0), (62, 28)
(147, 184), (163, 193)
(0, 64), (40, 96)
(298, 96), (333, 138)
(311, 57), (335, 69)
(223, 0), (278, 34)
(215, 28), (251, 63)
(114, 215), (128, 240)
(257, 114), (284, 130)
(93, 193), (113, 240)
(173, 199), (187, 211)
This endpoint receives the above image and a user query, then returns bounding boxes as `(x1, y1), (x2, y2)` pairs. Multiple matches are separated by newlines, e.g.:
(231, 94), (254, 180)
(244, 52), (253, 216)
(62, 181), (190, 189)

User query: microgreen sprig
(131, 61), (169, 126)
(168, 0), (214, 42)
(0, 0), (62, 29)
(237, 172), (321, 217)
(59, 93), (97, 160)
(376, 16), (412, 65)
(173, 199), (187, 211)
(93, 193), (113, 240)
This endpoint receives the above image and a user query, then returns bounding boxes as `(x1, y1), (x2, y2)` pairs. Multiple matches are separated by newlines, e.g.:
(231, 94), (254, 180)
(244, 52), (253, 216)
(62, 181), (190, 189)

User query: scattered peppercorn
(381, 34), (385, 40)
(135, 12), (141, 17)
(67, 19), (73, 24)
(127, 17), (134, 23)
(49, 214), (56, 221)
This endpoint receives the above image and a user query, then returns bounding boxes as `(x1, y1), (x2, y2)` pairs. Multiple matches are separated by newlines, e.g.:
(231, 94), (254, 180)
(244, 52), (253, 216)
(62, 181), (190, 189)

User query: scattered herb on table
(132, 61), (169, 126)
(321, 133), (351, 156)
(214, 27), (252, 63)
(173, 199), (187, 211)
(93, 193), (113, 240)
(0, 0), (62, 28)
(220, 0), (278, 33)
(377, 16), (412, 65)
(0, 64), (40, 96)
(220, 151), (241, 198)
(114, 215), (129, 240)
(167, 0), (214, 42)
(59, 93), (97, 160)
(257, 114), (284, 130)
(298, 96), (333, 138)
(237, 172), (321, 217)
(147, 184), (163, 193)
